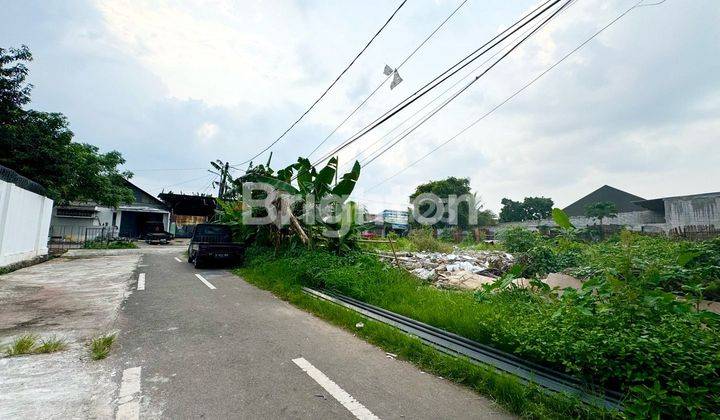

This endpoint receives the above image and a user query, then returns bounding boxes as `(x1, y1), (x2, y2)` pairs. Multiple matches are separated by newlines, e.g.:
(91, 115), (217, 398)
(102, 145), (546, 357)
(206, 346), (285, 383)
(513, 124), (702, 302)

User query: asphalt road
(115, 251), (512, 419)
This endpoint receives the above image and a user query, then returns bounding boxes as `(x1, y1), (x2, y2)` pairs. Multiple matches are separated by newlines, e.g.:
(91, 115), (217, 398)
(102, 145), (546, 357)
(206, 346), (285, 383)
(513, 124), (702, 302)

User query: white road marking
(292, 357), (380, 420)
(116, 366), (142, 420)
(137, 273), (145, 291)
(174, 257), (182, 262)
(195, 274), (216, 290)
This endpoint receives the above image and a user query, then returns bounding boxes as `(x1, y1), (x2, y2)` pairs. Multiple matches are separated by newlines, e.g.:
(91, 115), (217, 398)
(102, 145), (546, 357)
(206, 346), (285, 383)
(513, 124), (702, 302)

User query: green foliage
(499, 227), (720, 299)
(0, 45), (133, 206)
(497, 226), (542, 253)
(0, 45), (32, 117)
(236, 255), (600, 419)
(476, 209), (498, 227)
(552, 208), (574, 230)
(83, 239), (137, 249)
(4, 333), (38, 356)
(407, 228), (453, 253)
(408, 177), (495, 229)
(571, 231), (720, 300)
(219, 155), (363, 254)
(36, 337), (67, 354)
(90, 333), (116, 360)
(240, 245), (720, 416)
(499, 197), (554, 222)
(3, 334), (67, 356)
(585, 201), (618, 224)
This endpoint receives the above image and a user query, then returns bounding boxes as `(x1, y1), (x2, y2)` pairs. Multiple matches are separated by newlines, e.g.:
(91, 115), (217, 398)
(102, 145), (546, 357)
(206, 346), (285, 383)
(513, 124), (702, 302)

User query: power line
(232, 0), (408, 169)
(359, 0), (572, 168)
(344, 7), (553, 170)
(311, 0), (561, 167)
(129, 167), (207, 172)
(363, 0), (657, 192)
(306, 0), (470, 159)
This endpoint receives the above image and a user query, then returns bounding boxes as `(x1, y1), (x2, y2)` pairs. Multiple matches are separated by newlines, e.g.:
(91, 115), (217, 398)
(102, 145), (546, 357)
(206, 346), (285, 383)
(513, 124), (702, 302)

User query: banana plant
(239, 156), (362, 252)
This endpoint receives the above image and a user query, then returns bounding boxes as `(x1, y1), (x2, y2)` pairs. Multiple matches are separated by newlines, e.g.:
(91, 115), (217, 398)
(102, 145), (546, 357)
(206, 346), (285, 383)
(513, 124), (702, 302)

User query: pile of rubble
(377, 250), (515, 290)
(377, 249), (586, 292)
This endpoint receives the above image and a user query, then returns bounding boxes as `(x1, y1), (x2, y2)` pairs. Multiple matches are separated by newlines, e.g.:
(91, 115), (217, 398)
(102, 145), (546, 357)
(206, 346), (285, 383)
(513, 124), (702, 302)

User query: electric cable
(232, 0), (408, 168)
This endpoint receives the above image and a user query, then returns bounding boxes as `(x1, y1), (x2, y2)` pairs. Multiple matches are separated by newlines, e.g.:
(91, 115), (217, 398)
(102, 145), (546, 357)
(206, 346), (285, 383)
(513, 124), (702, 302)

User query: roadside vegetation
(499, 226), (720, 301)
(210, 153), (719, 416)
(236, 239), (719, 418)
(235, 253), (605, 419)
(82, 239), (138, 250)
(3, 334), (67, 356)
(89, 333), (116, 360)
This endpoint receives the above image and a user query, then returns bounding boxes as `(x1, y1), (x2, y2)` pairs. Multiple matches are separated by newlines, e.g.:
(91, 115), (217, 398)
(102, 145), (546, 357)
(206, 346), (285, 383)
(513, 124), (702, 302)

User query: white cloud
(196, 122), (219, 142)
(6, 0), (718, 212)
(94, 0), (311, 108)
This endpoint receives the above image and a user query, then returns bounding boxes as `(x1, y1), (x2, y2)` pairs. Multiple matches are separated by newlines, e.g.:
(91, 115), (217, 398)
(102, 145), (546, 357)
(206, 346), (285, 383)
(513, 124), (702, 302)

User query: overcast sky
(2, 0), (718, 213)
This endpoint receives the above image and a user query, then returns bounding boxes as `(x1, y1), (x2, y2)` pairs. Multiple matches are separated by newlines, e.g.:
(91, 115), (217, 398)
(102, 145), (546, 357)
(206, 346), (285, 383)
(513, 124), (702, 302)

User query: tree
(0, 45), (133, 206)
(0, 45), (32, 121)
(409, 177), (487, 230)
(522, 196), (553, 220)
(499, 196), (554, 222)
(476, 209), (497, 227)
(585, 201), (618, 232)
(499, 198), (525, 222)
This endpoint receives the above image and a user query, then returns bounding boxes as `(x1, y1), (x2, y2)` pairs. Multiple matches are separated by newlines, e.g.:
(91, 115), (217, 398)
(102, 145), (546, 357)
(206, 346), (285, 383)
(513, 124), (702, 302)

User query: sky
(2, 0), (718, 214)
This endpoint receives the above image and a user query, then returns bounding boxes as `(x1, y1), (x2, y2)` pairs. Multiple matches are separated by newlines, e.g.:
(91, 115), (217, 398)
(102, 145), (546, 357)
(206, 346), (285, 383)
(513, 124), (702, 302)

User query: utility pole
(218, 162), (229, 199)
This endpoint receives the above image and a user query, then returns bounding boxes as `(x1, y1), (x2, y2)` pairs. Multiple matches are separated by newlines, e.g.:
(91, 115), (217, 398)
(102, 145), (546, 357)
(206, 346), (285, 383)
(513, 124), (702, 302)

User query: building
(50, 179), (170, 241)
(0, 165), (53, 268)
(158, 192), (216, 238)
(635, 191), (720, 237)
(563, 185), (665, 229)
(494, 185), (720, 238)
(379, 209), (409, 235)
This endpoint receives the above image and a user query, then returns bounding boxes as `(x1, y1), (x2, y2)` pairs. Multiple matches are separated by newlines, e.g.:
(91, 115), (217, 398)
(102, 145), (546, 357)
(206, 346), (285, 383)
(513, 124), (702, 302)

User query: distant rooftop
(563, 185), (647, 217)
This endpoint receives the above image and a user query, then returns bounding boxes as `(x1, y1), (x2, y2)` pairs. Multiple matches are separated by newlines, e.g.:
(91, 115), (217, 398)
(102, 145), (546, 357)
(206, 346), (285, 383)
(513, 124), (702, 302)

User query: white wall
(0, 179), (54, 267)
(664, 194), (720, 230)
(50, 206), (115, 241)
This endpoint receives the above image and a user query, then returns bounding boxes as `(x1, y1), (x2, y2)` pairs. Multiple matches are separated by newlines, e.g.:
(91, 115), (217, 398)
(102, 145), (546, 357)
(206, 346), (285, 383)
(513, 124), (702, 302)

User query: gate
(48, 226), (115, 254)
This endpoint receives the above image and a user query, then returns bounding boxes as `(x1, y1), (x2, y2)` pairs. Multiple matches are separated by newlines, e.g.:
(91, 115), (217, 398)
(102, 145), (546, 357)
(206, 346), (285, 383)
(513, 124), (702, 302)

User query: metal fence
(47, 225), (116, 254)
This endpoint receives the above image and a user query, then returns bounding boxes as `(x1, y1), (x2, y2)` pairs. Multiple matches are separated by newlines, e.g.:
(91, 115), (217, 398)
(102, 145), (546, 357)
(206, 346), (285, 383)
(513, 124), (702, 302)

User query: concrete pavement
(116, 252), (512, 419)
(0, 253), (141, 418)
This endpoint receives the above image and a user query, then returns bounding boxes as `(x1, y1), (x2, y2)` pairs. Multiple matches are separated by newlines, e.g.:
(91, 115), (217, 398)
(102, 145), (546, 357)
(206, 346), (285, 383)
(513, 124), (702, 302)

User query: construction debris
(376, 249), (588, 293)
(377, 250), (514, 289)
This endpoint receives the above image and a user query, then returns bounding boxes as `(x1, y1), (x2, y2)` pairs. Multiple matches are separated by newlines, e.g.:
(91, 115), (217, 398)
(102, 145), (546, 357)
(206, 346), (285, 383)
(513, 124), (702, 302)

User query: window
(56, 208), (96, 218)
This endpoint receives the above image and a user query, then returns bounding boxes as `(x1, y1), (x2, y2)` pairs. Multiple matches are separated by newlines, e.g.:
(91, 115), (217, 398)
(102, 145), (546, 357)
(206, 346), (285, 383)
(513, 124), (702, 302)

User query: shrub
(497, 227), (542, 253)
(83, 239), (137, 249)
(407, 228), (453, 253)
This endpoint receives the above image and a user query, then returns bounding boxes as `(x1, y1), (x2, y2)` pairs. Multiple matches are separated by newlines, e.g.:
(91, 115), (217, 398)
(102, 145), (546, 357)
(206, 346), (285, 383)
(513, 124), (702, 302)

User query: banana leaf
(331, 161), (361, 197)
(253, 175), (299, 195)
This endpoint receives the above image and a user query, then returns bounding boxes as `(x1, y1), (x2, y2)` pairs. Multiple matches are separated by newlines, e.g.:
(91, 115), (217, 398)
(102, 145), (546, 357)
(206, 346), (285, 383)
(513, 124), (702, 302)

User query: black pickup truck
(187, 224), (244, 268)
(144, 221), (172, 244)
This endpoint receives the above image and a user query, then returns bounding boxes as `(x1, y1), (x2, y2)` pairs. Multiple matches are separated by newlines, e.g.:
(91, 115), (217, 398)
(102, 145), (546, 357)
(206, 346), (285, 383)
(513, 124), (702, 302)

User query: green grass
(237, 245), (720, 417)
(90, 334), (116, 360)
(3, 334), (69, 356)
(4, 334), (39, 356)
(235, 259), (611, 419)
(36, 337), (67, 353)
(83, 240), (138, 250)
